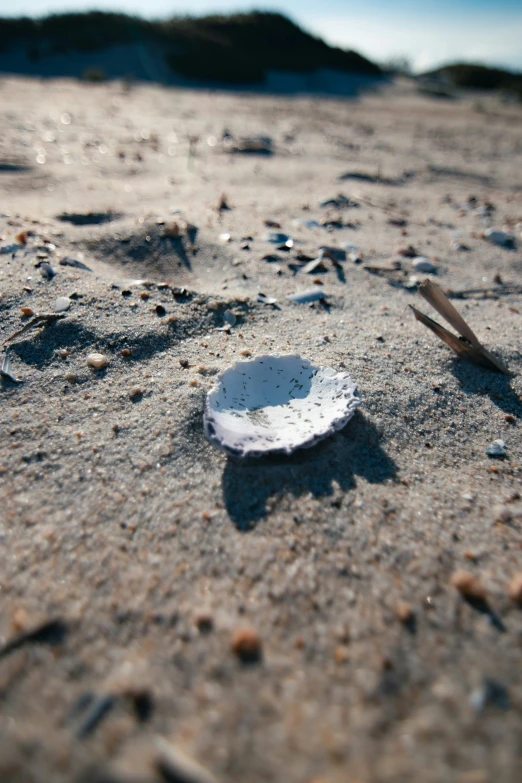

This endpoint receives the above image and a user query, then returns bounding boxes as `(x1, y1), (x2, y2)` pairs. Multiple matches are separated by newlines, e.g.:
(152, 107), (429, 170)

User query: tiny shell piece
(300, 258), (327, 274)
(55, 296), (71, 312)
(486, 439), (506, 457)
(257, 293), (278, 305)
(204, 354), (360, 457)
(87, 352), (108, 369)
(287, 288), (327, 304)
(265, 232), (292, 247)
(0, 353), (23, 383)
(412, 257), (437, 273)
(484, 229), (515, 249)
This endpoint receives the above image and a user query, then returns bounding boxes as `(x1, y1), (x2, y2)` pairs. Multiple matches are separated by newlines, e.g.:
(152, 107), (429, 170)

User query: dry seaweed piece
(0, 352), (23, 383)
(59, 256), (92, 271)
(76, 693), (116, 738)
(3, 313), (66, 345)
(0, 618), (68, 659)
(410, 279), (510, 374)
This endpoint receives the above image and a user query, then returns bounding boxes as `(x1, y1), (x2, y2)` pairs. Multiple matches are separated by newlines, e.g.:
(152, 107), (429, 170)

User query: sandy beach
(0, 74), (522, 782)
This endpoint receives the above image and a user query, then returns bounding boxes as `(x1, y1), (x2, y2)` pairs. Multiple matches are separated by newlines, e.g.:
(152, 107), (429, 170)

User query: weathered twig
(0, 618), (68, 659)
(410, 279), (510, 374)
(0, 352), (23, 383)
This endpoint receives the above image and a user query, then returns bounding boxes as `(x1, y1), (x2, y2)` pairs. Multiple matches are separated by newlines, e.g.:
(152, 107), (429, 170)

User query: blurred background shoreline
(0, 8), (521, 101)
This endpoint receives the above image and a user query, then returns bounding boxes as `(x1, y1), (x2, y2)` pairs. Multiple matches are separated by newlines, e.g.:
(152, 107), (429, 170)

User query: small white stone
(486, 439), (506, 457)
(484, 229), (515, 248)
(87, 352), (108, 369)
(412, 257), (437, 273)
(218, 232), (231, 243)
(55, 296), (71, 312)
(405, 275), (419, 289)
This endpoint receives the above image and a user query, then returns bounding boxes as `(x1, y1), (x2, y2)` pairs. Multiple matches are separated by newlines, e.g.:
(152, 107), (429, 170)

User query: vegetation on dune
(425, 63), (522, 100)
(161, 13), (381, 81)
(0, 10), (381, 84)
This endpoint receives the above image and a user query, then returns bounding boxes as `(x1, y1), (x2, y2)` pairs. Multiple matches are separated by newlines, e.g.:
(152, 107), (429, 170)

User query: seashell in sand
(204, 354), (360, 457)
(286, 288), (327, 304)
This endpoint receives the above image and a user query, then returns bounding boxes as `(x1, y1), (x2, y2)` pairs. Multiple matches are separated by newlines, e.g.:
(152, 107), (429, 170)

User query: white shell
(204, 354), (360, 457)
(87, 352), (108, 369)
(287, 288), (327, 304)
(484, 229), (515, 248)
(55, 296), (71, 312)
(486, 439), (506, 457)
(412, 256), (437, 273)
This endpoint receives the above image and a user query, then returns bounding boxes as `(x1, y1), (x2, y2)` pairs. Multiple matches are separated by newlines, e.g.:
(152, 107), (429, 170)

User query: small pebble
(40, 262), (55, 280)
(64, 372), (77, 383)
(179, 358), (189, 369)
(128, 386), (143, 400)
(507, 574), (522, 606)
(412, 257), (437, 273)
(397, 245), (417, 257)
(140, 291), (150, 300)
(505, 414), (516, 424)
(223, 310), (237, 327)
(450, 570), (486, 601)
(55, 296), (71, 313)
(395, 601), (414, 624)
(486, 439), (506, 458)
(20, 307), (34, 317)
(121, 348), (131, 357)
(265, 232), (292, 248)
(87, 353), (108, 369)
(193, 609), (214, 633)
(451, 240), (470, 251)
(240, 349), (251, 357)
(333, 646), (349, 664)
(163, 221), (180, 238)
(483, 229), (515, 249)
(155, 304), (166, 316)
(231, 627), (262, 663)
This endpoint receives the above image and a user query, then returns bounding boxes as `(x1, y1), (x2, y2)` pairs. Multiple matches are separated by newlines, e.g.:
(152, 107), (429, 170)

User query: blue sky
(0, 0), (521, 72)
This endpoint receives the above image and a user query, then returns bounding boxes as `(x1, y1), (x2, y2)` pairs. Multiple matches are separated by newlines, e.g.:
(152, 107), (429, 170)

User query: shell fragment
(204, 354), (360, 457)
